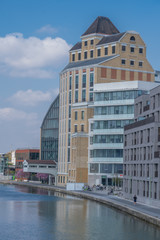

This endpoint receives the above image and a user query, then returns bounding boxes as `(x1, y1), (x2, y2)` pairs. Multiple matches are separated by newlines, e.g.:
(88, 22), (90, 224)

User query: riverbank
(1, 180), (160, 228)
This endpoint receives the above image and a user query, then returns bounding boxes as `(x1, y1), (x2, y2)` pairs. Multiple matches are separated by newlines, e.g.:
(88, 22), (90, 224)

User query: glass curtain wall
(40, 95), (59, 161)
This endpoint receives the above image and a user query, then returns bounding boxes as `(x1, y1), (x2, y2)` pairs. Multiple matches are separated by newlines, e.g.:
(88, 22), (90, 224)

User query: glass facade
(41, 95), (59, 162)
(94, 119), (134, 129)
(94, 105), (134, 115)
(95, 90), (147, 101)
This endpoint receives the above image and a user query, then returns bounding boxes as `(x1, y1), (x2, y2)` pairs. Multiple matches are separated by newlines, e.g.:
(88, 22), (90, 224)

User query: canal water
(0, 184), (160, 240)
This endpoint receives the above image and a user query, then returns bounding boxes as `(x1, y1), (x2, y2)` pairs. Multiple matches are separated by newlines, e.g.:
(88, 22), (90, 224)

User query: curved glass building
(40, 95), (59, 162)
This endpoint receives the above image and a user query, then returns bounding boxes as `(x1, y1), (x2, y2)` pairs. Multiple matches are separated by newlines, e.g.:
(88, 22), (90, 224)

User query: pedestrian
(133, 195), (137, 204)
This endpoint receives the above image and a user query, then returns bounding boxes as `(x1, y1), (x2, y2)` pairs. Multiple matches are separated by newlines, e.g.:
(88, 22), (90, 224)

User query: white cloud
(0, 33), (71, 78)
(0, 108), (37, 122)
(9, 88), (59, 106)
(36, 24), (58, 35)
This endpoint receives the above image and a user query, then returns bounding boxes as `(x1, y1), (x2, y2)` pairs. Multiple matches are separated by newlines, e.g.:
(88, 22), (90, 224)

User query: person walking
(133, 195), (137, 204)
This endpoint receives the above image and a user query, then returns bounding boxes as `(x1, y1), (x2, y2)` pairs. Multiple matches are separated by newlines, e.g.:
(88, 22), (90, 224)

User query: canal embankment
(1, 180), (160, 228)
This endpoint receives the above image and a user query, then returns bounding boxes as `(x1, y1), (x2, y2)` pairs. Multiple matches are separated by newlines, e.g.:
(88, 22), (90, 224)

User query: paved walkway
(80, 190), (160, 219)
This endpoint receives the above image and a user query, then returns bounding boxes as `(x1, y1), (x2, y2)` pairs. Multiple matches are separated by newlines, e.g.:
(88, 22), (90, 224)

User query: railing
(124, 116), (155, 131)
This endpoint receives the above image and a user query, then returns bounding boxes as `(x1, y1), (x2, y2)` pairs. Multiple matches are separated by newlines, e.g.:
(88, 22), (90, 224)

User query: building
(88, 81), (159, 187)
(0, 154), (8, 175)
(123, 84), (160, 207)
(58, 16), (155, 186)
(15, 148), (39, 173)
(40, 95), (59, 162)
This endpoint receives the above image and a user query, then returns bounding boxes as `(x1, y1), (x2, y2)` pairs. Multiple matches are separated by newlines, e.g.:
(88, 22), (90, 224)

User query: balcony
(124, 116), (155, 131)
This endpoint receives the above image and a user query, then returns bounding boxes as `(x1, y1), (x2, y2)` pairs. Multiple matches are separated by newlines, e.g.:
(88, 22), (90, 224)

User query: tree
(16, 169), (30, 179)
(36, 173), (49, 180)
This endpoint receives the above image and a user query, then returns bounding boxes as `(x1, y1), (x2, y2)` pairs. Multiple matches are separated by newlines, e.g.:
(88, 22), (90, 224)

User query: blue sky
(0, 0), (160, 153)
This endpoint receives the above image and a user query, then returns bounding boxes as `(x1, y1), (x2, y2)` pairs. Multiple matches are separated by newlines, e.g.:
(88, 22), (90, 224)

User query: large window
(114, 164), (123, 174)
(90, 163), (98, 173)
(94, 105), (134, 115)
(95, 90), (143, 101)
(94, 119), (134, 129)
(69, 76), (72, 90)
(82, 89), (86, 102)
(100, 164), (112, 173)
(92, 149), (123, 158)
(75, 90), (78, 103)
(75, 75), (79, 89)
(93, 134), (123, 144)
(90, 72), (94, 87)
(82, 74), (86, 88)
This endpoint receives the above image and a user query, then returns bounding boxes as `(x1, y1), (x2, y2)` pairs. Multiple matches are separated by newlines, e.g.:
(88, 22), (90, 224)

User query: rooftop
(81, 16), (119, 37)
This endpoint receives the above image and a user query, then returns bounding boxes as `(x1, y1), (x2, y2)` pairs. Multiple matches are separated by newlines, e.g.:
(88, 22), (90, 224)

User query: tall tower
(58, 16), (155, 186)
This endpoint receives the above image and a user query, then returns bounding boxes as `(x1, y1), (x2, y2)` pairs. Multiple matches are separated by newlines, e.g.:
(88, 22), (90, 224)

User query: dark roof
(26, 160), (56, 165)
(82, 16), (119, 36)
(97, 32), (126, 46)
(70, 42), (82, 51)
(62, 55), (118, 72)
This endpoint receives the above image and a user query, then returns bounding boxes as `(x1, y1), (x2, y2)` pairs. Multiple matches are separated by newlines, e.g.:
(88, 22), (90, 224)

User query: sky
(0, 0), (160, 153)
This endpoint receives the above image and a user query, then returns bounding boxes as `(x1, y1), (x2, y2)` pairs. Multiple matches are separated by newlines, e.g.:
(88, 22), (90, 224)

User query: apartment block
(58, 16), (155, 186)
(88, 81), (158, 186)
(123, 85), (160, 207)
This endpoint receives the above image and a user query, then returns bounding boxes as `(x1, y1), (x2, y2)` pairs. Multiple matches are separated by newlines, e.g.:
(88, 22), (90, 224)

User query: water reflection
(0, 184), (160, 240)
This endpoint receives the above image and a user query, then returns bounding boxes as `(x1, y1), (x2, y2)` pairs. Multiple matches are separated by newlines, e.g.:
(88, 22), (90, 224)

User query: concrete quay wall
(1, 180), (160, 228)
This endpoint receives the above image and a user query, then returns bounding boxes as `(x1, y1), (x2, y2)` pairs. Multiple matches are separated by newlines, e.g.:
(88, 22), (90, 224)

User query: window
(89, 92), (93, 101)
(82, 89), (86, 102)
(78, 52), (81, 60)
(69, 91), (72, 104)
(69, 76), (72, 90)
(122, 45), (126, 51)
(139, 61), (143, 67)
(75, 75), (79, 89)
(130, 47), (135, 53)
(72, 54), (75, 61)
(97, 48), (101, 57)
(84, 41), (87, 46)
(130, 60), (134, 66)
(74, 125), (77, 132)
(68, 120), (71, 132)
(81, 124), (84, 132)
(81, 111), (84, 120)
(84, 51), (87, 59)
(130, 36), (135, 41)
(139, 48), (143, 54)
(82, 74), (86, 88)
(90, 50), (93, 58)
(75, 111), (78, 120)
(75, 90), (78, 103)
(112, 45), (115, 54)
(69, 105), (71, 118)
(90, 72), (94, 87)
(90, 39), (94, 45)
(104, 47), (108, 55)
(121, 59), (126, 65)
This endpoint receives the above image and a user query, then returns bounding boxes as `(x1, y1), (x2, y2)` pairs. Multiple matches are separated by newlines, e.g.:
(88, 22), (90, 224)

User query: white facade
(88, 81), (159, 187)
